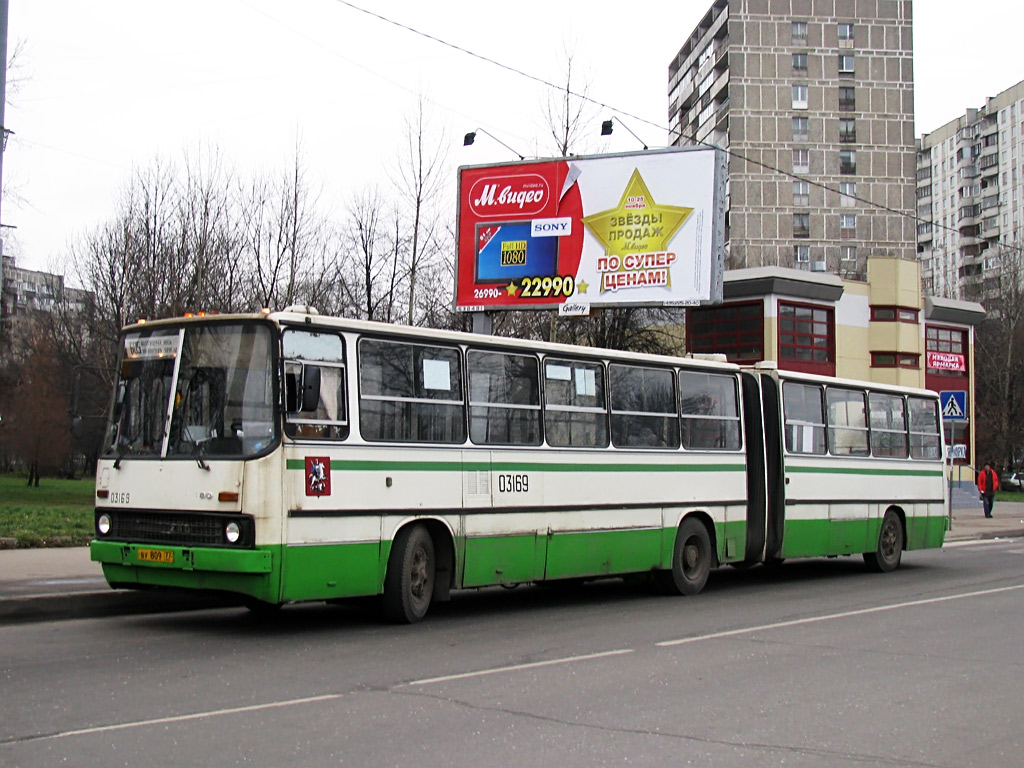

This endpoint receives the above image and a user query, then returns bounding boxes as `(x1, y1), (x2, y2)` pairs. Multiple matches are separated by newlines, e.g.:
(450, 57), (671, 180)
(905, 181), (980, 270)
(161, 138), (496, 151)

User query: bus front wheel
(383, 524), (436, 623)
(660, 518), (712, 596)
(864, 510), (903, 573)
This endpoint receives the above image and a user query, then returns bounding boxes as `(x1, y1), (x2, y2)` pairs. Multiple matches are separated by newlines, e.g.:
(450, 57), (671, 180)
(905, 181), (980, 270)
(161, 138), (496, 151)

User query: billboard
(455, 147), (726, 314)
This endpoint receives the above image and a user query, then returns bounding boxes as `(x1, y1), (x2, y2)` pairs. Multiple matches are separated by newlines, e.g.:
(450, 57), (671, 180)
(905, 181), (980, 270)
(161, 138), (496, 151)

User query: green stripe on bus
(285, 459), (745, 473)
(787, 465), (943, 477)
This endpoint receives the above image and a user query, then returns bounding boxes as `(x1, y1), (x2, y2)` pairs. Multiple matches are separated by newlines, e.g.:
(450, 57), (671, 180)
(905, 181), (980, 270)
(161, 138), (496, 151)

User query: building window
(839, 118), (856, 143)
(871, 352), (921, 369)
(793, 21), (808, 41)
(870, 306), (920, 323)
(687, 301), (764, 362)
(840, 213), (856, 239)
(838, 23), (854, 41)
(792, 116), (809, 140)
(840, 181), (857, 206)
(793, 148), (810, 174)
(840, 245), (857, 266)
(925, 325), (968, 375)
(794, 245), (810, 264)
(838, 54), (855, 75)
(793, 85), (809, 110)
(793, 213), (810, 238)
(793, 180), (810, 206)
(778, 302), (835, 375)
(840, 150), (857, 175)
(839, 86), (856, 111)
(793, 52), (808, 71)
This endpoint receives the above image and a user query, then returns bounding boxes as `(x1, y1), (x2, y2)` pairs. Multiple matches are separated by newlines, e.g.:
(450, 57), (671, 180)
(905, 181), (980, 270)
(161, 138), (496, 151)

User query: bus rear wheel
(864, 509), (903, 573)
(659, 518), (712, 596)
(383, 524), (436, 623)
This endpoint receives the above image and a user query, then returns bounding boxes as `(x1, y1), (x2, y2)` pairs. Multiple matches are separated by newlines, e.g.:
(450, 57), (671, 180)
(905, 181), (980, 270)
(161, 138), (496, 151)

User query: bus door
(759, 373), (786, 561)
(740, 372), (767, 563)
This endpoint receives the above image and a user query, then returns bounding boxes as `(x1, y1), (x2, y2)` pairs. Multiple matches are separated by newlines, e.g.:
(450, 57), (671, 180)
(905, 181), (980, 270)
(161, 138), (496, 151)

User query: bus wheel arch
(382, 518), (454, 623)
(864, 506), (905, 573)
(659, 513), (715, 596)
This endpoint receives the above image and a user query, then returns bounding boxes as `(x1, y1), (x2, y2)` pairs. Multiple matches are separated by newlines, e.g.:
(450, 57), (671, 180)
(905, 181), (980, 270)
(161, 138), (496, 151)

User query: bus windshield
(104, 322), (277, 460)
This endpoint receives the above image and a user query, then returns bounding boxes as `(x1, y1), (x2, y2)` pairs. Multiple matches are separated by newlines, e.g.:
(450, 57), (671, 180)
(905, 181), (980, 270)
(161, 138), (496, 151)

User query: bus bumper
(90, 540), (278, 602)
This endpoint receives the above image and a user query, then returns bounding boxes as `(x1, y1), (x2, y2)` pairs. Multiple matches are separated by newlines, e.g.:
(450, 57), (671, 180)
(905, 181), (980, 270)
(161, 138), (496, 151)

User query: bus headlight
(225, 521), (241, 544)
(97, 514), (112, 535)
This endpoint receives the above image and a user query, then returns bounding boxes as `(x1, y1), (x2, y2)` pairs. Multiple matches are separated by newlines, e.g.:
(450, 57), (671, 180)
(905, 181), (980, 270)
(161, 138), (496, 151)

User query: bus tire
(660, 517), (712, 596)
(864, 509), (903, 573)
(383, 524), (435, 623)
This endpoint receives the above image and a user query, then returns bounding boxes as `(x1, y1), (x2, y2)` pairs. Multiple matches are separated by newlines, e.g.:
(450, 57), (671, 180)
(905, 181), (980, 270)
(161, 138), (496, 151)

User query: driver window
(283, 329), (349, 440)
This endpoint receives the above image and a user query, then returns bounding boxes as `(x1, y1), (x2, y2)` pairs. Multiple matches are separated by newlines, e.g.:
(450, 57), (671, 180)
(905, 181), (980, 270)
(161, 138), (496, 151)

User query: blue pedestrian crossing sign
(939, 390), (967, 421)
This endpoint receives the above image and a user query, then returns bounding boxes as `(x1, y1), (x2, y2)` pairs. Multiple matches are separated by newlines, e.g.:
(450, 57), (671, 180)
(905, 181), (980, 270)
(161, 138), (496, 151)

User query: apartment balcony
(979, 142), (999, 159)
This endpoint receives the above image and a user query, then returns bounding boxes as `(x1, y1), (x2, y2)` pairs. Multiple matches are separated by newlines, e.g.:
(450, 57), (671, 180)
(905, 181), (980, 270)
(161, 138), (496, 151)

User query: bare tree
(540, 46), (601, 158)
(974, 243), (1024, 469)
(2, 327), (71, 484)
(391, 97), (451, 326)
(340, 186), (403, 323)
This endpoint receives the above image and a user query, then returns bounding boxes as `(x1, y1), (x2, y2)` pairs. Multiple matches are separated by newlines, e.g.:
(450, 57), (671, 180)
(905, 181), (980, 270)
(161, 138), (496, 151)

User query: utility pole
(0, 0), (8, 365)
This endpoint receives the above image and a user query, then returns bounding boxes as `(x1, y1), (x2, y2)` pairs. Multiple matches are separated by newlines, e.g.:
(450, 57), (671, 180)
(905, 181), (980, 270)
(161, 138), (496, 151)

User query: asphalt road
(2, 541), (1023, 768)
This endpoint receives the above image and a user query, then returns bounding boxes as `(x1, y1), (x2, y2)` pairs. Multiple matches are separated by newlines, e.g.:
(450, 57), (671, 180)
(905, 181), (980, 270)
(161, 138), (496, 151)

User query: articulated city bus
(90, 309), (947, 622)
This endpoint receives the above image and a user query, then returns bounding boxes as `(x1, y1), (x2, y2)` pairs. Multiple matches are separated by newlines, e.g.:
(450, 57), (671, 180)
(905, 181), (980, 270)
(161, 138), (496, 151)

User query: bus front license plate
(138, 548), (174, 564)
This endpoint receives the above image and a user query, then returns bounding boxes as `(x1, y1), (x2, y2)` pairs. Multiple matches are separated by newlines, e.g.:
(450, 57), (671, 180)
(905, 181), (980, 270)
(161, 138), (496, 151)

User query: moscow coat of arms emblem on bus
(305, 457), (331, 497)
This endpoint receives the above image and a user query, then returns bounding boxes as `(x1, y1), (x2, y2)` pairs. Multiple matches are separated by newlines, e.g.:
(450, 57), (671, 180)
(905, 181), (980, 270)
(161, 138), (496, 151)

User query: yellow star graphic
(505, 281), (518, 296)
(576, 279), (589, 295)
(581, 169), (693, 258)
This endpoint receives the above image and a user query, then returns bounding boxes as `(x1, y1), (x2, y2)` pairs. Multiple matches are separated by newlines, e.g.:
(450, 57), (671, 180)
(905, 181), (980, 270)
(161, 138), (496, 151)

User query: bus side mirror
(286, 363), (321, 413)
(300, 365), (321, 412)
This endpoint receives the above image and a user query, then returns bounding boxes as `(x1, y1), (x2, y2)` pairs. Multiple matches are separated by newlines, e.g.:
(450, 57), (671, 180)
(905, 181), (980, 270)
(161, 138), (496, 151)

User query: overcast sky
(5, 0), (1022, 275)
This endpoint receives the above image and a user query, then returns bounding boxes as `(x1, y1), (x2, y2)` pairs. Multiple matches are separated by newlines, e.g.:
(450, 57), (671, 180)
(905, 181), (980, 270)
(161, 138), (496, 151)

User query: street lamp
(463, 128), (525, 160)
(600, 116), (648, 150)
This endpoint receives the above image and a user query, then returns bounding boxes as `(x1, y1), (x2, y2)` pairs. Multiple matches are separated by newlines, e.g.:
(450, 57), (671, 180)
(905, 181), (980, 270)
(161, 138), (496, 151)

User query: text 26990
(498, 474), (529, 493)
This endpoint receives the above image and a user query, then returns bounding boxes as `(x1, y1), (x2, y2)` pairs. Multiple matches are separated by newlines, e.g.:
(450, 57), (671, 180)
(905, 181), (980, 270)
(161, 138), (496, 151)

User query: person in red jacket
(977, 462), (999, 518)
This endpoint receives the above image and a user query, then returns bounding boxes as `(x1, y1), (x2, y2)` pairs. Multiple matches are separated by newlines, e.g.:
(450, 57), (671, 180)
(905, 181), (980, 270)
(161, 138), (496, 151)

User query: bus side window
(826, 387), (869, 456)
(869, 392), (908, 458)
(908, 396), (941, 459)
(282, 329), (348, 440)
(678, 371), (741, 450)
(543, 359), (608, 448)
(782, 382), (826, 454)
(610, 364), (679, 449)
(358, 338), (465, 444)
(468, 349), (542, 446)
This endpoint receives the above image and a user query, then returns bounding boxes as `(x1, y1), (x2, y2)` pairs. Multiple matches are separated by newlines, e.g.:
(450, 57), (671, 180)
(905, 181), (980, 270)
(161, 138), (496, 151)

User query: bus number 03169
(498, 474), (529, 493)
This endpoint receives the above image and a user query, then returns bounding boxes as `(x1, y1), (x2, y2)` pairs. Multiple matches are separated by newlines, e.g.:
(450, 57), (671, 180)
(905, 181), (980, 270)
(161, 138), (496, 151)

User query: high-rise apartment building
(667, 0), (916, 278)
(917, 80), (1024, 301)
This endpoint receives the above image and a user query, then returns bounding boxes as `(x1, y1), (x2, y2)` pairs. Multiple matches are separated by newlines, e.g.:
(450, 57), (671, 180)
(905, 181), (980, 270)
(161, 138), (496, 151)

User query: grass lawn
(0, 475), (95, 548)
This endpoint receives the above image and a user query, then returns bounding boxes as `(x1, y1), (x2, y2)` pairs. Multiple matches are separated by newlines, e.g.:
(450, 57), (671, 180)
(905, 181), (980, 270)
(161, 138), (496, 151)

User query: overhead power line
(331, 0), (1022, 259)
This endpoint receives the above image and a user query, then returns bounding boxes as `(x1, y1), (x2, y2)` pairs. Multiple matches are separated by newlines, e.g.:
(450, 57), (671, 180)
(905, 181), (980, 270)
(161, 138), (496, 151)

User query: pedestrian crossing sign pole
(939, 390), (968, 532)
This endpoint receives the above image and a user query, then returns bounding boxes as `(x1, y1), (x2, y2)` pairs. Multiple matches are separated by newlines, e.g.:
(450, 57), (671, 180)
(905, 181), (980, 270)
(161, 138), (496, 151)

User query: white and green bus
(90, 309), (948, 622)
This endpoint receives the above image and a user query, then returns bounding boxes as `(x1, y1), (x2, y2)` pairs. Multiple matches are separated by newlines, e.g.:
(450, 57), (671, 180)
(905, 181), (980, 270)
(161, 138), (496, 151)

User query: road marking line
(13, 694), (344, 744)
(406, 649), (635, 686)
(4, 650), (637, 745)
(656, 583), (1024, 647)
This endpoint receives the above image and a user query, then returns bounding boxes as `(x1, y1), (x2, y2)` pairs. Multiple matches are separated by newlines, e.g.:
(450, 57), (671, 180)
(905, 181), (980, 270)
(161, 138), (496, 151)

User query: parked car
(999, 471), (1024, 492)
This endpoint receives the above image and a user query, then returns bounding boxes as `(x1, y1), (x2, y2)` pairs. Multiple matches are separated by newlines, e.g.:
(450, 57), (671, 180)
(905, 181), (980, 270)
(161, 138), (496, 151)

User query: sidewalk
(2, 501), (1023, 624)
